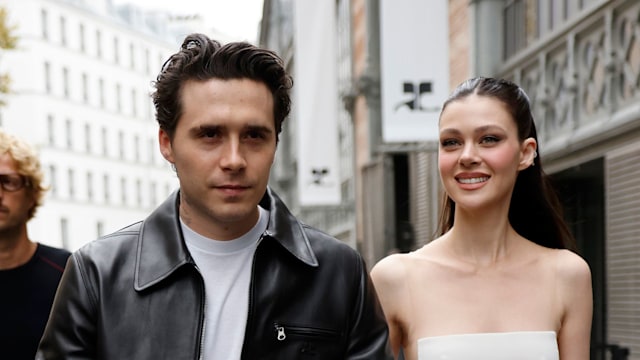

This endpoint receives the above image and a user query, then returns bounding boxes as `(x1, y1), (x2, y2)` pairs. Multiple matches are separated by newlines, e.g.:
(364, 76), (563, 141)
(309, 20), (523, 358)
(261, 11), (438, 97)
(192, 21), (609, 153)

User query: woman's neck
(445, 205), (522, 268)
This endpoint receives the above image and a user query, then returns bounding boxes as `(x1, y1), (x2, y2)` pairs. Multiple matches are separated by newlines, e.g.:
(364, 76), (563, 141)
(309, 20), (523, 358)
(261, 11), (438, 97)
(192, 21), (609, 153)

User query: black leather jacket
(37, 188), (390, 359)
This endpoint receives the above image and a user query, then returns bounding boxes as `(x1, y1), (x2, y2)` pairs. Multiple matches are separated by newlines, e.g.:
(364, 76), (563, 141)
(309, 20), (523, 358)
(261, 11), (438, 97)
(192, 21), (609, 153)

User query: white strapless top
(418, 331), (558, 360)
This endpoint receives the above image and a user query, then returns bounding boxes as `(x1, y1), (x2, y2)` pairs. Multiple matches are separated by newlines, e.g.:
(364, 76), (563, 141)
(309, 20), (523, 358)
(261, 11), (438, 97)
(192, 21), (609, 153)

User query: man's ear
(518, 137), (537, 171)
(158, 129), (174, 163)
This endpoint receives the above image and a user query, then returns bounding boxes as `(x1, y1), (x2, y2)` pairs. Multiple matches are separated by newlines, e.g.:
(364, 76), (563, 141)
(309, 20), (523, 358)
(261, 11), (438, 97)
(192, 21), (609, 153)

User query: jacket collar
(135, 187), (318, 291)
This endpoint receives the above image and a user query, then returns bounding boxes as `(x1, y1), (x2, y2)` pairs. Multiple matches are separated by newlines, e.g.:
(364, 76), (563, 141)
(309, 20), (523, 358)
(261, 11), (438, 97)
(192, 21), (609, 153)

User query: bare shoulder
(370, 253), (410, 290)
(552, 249), (592, 300)
(553, 249), (591, 281)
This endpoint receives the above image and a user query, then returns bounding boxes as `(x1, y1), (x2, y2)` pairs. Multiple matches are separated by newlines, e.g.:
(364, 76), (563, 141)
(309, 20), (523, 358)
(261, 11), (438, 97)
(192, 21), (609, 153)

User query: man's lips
(216, 184), (250, 190)
(214, 185), (252, 195)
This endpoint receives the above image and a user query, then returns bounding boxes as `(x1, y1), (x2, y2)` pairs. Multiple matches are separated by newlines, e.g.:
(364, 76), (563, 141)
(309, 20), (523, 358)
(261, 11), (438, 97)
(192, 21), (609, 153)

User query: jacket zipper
(240, 233), (267, 359)
(273, 323), (340, 341)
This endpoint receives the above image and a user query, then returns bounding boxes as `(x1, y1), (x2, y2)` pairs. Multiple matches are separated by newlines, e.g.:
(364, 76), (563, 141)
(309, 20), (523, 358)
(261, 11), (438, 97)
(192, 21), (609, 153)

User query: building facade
(492, 0), (639, 357)
(260, 0), (639, 357)
(0, 0), (190, 250)
(260, 0), (358, 249)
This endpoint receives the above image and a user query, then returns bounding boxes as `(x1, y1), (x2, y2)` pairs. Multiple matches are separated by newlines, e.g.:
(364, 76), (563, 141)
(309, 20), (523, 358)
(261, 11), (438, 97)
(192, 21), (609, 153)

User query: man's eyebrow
(189, 124), (221, 135)
(245, 125), (274, 134)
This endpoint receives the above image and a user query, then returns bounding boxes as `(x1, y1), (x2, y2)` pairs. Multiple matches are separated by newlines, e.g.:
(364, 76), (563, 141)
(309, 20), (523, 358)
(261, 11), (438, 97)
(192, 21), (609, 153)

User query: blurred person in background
(371, 77), (591, 360)
(0, 129), (70, 360)
(37, 33), (390, 359)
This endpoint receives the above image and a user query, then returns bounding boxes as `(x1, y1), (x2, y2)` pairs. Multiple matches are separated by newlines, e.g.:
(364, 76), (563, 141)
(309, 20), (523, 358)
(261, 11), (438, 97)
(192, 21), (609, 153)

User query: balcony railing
(498, 0), (640, 160)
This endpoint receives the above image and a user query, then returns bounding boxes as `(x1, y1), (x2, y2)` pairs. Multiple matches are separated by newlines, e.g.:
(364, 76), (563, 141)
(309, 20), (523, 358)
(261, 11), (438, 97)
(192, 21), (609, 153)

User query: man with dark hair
(0, 130), (70, 360)
(37, 33), (390, 359)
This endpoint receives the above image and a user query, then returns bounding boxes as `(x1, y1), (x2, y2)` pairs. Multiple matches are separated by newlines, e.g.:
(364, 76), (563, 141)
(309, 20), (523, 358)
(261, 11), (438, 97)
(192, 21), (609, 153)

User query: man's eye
(246, 130), (265, 140)
(202, 129), (219, 138)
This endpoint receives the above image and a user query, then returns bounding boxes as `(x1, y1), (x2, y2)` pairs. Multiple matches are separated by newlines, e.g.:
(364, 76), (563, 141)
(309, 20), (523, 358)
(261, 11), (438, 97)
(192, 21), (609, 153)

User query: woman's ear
(518, 137), (537, 171)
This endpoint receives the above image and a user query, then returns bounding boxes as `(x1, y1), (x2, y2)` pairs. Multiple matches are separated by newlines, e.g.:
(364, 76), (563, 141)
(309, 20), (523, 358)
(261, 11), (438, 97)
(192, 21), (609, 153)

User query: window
(99, 78), (105, 108)
(503, 0), (528, 59)
(62, 67), (69, 98)
(68, 168), (75, 198)
(65, 119), (72, 149)
(82, 73), (89, 103)
(101, 127), (108, 156)
(84, 123), (91, 152)
(103, 174), (110, 202)
(60, 218), (69, 248)
(113, 36), (119, 64)
(60, 16), (66, 46)
(47, 115), (55, 145)
(49, 165), (57, 196)
(86, 171), (93, 200)
(44, 62), (51, 93)
(129, 42), (135, 69)
(503, 0), (602, 59)
(120, 177), (127, 205)
(118, 131), (125, 159)
(79, 24), (85, 52)
(96, 30), (102, 58)
(145, 48), (150, 74)
(131, 88), (137, 117)
(96, 221), (104, 238)
(148, 139), (156, 164)
(41, 9), (48, 40)
(149, 181), (157, 206)
(136, 179), (142, 207)
(115, 83), (122, 112)
(134, 135), (140, 161)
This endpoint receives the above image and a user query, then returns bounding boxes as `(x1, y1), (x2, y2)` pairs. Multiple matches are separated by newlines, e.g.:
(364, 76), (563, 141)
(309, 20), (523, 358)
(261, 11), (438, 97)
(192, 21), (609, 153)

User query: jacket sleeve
(36, 251), (98, 360)
(346, 255), (393, 360)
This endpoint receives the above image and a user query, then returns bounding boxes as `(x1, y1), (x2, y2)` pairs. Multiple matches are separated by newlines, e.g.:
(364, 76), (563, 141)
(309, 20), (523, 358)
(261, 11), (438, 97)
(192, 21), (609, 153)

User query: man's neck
(0, 226), (36, 270)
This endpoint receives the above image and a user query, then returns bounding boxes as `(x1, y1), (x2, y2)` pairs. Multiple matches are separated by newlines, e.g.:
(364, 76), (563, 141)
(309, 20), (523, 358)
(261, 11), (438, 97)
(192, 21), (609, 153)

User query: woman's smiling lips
(455, 173), (490, 188)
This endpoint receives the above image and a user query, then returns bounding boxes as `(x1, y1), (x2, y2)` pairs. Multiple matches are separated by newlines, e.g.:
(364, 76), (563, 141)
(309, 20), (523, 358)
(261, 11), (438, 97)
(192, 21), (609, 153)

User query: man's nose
(220, 139), (247, 171)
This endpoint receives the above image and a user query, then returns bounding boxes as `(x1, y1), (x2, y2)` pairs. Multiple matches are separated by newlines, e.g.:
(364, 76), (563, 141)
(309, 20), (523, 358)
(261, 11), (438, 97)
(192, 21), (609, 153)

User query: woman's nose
(459, 144), (480, 167)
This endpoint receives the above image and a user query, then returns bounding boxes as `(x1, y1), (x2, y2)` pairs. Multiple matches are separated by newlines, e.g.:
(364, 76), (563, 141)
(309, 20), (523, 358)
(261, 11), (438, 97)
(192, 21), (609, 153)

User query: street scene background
(0, 0), (639, 358)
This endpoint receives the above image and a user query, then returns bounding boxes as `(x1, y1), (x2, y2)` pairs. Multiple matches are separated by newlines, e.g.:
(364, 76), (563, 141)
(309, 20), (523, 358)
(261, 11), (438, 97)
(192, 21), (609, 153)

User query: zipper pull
(275, 325), (286, 341)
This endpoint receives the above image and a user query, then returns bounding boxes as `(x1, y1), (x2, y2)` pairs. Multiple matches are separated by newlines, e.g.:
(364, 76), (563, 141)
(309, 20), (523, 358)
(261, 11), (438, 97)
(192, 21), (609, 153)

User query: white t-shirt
(181, 206), (269, 360)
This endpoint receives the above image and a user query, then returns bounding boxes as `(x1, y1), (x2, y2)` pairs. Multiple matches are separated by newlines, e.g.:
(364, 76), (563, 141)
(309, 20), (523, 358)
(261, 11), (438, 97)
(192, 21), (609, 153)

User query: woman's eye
(481, 135), (500, 144)
(440, 138), (460, 147)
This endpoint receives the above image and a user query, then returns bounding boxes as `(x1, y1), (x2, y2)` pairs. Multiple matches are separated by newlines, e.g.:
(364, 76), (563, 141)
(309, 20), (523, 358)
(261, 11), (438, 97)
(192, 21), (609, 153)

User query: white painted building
(0, 0), (216, 250)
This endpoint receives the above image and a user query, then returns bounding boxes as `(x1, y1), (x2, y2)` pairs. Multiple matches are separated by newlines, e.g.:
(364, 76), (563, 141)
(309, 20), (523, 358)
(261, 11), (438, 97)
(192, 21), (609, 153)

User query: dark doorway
(553, 157), (605, 360)
(393, 154), (413, 253)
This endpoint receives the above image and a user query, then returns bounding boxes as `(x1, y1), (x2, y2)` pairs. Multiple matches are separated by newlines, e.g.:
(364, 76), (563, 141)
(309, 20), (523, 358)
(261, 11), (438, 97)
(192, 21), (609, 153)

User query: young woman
(371, 77), (592, 360)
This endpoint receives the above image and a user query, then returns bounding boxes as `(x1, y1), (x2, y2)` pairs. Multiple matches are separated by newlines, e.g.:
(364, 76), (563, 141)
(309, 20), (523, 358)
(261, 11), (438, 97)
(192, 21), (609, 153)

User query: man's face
(0, 153), (35, 236)
(160, 78), (276, 240)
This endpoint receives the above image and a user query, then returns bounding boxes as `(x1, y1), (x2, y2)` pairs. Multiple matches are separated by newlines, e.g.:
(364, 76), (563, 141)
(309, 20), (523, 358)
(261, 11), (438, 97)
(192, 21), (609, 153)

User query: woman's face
(438, 94), (536, 212)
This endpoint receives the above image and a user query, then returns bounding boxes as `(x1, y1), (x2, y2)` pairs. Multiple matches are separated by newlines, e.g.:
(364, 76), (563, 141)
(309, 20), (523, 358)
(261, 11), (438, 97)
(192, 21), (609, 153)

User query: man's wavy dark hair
(152, 33), (293, 141)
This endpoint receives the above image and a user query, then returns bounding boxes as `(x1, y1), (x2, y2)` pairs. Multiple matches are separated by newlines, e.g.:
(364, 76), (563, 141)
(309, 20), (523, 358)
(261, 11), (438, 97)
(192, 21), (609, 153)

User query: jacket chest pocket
(272, 323), (342, 358)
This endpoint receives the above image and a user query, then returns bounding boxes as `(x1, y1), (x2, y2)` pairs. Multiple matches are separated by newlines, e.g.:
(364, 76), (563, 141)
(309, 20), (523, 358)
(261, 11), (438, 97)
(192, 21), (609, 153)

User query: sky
(112, 0), (265, 43)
